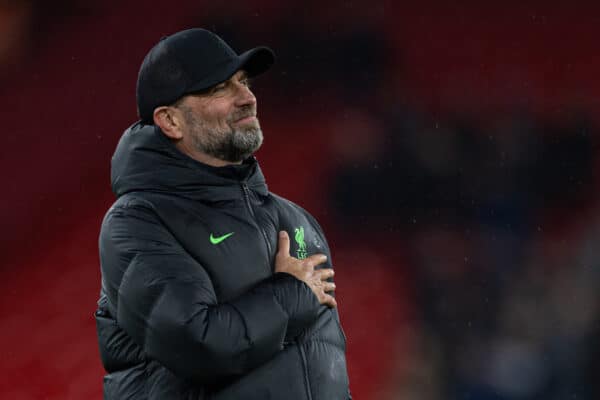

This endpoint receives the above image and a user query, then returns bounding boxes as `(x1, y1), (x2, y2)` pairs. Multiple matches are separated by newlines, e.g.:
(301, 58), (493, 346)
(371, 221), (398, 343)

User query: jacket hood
(111, 122), (268, 201)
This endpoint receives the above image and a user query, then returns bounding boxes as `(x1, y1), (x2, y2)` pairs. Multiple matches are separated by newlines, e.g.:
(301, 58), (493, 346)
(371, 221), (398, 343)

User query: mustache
(229, 106), (257, 123)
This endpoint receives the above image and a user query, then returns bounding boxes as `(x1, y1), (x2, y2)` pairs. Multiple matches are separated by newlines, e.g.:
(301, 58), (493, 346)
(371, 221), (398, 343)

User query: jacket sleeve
(99, 202), (320, 383)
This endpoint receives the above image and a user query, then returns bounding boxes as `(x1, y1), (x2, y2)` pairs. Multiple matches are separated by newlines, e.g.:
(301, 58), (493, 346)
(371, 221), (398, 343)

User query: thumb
(277, 231), (290, 257)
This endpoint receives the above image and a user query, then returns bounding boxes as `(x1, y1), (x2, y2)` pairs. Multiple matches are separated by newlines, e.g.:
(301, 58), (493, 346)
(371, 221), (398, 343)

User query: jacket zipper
(241, 183), (273, 267)
(242, 182), (313, 399)
(297, 340), (313, 400)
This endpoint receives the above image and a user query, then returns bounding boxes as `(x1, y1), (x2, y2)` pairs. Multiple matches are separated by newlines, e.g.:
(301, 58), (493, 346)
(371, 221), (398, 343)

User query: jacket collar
(111, 122), (269, 202)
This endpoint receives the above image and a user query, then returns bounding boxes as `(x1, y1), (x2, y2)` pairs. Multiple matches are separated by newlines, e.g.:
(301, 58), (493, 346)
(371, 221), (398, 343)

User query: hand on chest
(161, 200), (329, 300)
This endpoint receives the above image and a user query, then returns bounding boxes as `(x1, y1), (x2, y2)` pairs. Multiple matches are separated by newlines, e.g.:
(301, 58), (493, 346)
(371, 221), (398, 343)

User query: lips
(234, 115), (257, 124)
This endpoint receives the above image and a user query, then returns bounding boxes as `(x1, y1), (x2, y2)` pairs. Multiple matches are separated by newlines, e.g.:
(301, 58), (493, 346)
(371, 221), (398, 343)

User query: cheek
(207, 106), (234, 129)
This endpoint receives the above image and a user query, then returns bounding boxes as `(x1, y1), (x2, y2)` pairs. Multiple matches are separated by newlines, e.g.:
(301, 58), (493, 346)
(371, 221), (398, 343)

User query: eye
(210, 82), (227, 94)
(239, 76), (252, 88)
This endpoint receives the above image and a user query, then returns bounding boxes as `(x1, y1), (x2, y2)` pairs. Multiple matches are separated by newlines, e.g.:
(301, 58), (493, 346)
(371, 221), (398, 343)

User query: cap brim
(186, 46), (275, 94)
(238, 46), (275, 77)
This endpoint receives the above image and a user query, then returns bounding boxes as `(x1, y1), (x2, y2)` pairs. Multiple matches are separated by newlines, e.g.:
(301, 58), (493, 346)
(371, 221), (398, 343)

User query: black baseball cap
(136, 28), (275, 123)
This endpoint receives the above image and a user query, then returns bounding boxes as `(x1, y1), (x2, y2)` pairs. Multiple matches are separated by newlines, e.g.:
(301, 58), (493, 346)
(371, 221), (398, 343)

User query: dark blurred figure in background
(0, 0), (33, 78)
(0, 0), (99, 83)
(331, 104), (599, 399)
(331, 103), (600, 398)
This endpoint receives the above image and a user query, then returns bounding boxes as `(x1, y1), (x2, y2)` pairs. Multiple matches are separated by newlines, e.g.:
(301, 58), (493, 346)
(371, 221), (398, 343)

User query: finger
(323, 281), (336, 293)
(316, 268), (335, 280)
(321, 293), (338, 308)
(277, 231), (290, 256)
(305, 253), (327, 267)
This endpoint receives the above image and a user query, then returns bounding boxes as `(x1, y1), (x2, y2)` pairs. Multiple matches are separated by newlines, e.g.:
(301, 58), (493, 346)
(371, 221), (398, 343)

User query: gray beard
(182, 107), (263, 162)
(196, 125), (263, 162)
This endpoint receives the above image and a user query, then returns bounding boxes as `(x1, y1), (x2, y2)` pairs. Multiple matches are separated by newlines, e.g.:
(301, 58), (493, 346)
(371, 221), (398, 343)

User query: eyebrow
(183, 71), (250, 98)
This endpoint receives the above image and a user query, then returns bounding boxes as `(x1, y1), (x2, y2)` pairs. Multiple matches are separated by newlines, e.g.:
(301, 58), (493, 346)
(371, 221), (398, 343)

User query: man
(95, 28), (351, 399)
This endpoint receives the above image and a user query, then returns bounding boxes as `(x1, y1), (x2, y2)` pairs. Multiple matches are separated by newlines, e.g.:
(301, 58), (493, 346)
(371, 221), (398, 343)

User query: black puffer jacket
(96, 123), (350, 399)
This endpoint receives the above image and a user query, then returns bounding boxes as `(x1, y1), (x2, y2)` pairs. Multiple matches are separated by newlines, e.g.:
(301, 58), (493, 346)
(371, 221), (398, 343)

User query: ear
(153, 106), (184, 140)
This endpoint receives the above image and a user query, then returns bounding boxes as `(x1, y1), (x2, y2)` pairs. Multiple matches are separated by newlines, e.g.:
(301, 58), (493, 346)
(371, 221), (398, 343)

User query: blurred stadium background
(1, 1), (599, 399)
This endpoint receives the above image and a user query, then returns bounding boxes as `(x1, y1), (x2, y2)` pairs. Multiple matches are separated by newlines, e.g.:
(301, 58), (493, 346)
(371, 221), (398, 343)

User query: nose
(234, 82), (256, 107)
